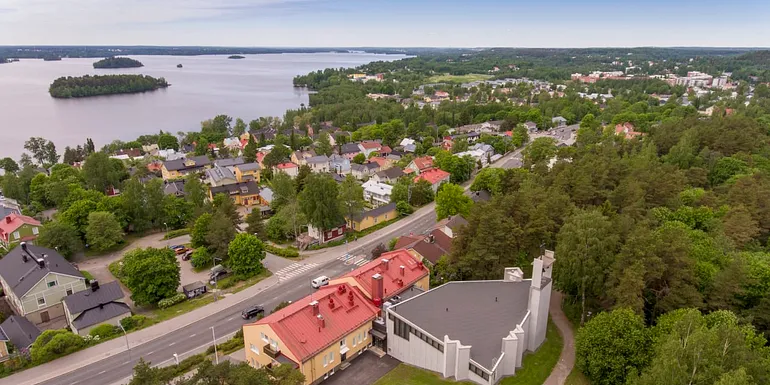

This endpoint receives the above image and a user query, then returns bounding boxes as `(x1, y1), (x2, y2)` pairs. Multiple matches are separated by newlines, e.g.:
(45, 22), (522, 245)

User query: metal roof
(0, 245), (84, 298)
(341, 249), (428, 301)
(0, 315), (40, 349)
(352, 203), (397, 222)
(62, 281), (124, 315)
(71, 302), (131, 330)
(390, 280), (531, 371)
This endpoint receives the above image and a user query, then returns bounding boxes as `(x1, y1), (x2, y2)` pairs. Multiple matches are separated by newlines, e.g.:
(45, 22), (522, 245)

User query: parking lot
(323, 350), (400, 385)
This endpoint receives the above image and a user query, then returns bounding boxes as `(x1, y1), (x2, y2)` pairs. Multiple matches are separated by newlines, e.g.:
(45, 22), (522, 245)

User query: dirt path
(544, 292), (576, 385)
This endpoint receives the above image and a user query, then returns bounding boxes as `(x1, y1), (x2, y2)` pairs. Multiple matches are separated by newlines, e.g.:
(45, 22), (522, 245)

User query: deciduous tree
(85, 211), (123, 251)
(227, 233), (266, 278)
(36, 220), (82, 259)
(122, 247), (180, 305)
(435, 183), (472, 220)
(299, 174), (343, 231)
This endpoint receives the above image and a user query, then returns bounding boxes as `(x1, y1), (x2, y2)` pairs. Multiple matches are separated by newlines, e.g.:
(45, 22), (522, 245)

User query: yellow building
(234, 162), (261, 183)
(161, 156), (212, 180)
(347, 203), (398, 232)
(243, 283), (379, 384)
(208, 181), (263, 206)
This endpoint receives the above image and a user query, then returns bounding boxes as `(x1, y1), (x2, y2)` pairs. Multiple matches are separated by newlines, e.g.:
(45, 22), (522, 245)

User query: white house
(386, 251), (555, 385)
(362, 180), (393, 207)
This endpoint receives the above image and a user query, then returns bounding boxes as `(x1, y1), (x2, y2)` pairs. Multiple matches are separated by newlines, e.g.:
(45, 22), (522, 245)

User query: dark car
(242, 305), (264, 319)
(169, 245), (184, 250)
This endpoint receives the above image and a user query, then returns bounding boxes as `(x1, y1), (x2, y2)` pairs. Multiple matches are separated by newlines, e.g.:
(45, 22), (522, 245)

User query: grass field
(501, 319), (563, 385)
(373, 364), (474, 385)
(428, 74), (491, 83)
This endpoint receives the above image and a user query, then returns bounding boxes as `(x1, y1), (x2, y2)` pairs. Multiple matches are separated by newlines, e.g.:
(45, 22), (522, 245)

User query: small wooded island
(93, 57), (144, 69)
(49, 74), (169, 98)
(228, 55), (245, 59)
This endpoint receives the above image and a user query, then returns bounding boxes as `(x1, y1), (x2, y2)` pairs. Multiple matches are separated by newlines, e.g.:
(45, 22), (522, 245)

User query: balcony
(263, 344), (280, 358)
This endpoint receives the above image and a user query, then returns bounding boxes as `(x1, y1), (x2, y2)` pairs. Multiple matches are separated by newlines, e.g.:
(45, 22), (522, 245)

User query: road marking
(190, 333), (196, 337)
(169, 342), (176, 346)
(227, 317), (234, 321)
(98, 370), (106, 375)
(123, 361), (131, 365)
(148, 351), (154, 355)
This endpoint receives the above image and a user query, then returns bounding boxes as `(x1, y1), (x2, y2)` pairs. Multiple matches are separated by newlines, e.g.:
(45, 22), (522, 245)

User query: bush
(30, 330), (86, 364)
(157, 293), (187, 309)
(216, 276), (238, 289)
(396, 201), (414, 215)
(109, 260), (124, 280)
(89, 324), (121, 339)
(120, 315), (148, 331)
(265, 244), (300, 258)
(190, 248), (212, 269)
(163, 228), (190, 240)
(388, 237), (398, 251)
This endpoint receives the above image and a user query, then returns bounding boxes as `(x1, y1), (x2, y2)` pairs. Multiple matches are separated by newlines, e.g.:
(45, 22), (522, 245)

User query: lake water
(0, 53), (405, 160)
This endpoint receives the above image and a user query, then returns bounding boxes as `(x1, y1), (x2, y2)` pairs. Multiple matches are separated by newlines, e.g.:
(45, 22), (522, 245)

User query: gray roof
(209, 180), (260, 197)
(391, 280), (531, 370)
(71, 302), (131, 330)
(445, 215), (469, 231)
(205, 165), (236, 183)
(0, 315), (41, 349)
(0, 206), (20, 219)
(183, 281), (207, 292)
(341, 143), (361, 155)
(0, 245), (84, 298)
(351, 162), (379, 173)
(164, 180), (186, 196)
(306, 155), (330, 164)
(259, 187), (273, 203)
(352, 202), (397, 221)
(236, 162), (261, 172)
(214, 157), (245, 168)
(163, 156), (211, 172)
(62, 281), (124, 315)
(375, 167), (404, 180)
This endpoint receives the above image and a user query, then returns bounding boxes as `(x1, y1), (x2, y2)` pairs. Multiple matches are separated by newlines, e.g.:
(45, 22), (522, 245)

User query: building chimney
(20, 242), (28, 262)
(90, 280), (99, 292)
(310, 300), (319, 316)
(36, 258), (45, 269)
(399, 265), (405, 276)
(380, 258), (390, 270)
(4, 216), (11, 224)
(372, 273), (384, 307)
(316, 314), (325, 328)
(328, 297), (335, 309)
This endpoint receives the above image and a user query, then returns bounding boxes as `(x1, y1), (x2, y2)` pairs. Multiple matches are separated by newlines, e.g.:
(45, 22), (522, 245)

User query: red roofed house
(243, 283), (379, 384)
(414, 168), (450, 192)
(330, 249), (430, 306)
(404, 156), (434, 175)
(274, 162), (299, 178)
(614, 122), (643, 140)
(358, 141), (382, 157)
(0, 213), (42, 250)
(394, 229), (454, 265)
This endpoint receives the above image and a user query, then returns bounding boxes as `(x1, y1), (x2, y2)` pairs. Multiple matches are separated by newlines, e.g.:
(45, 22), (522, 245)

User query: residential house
(0, 328), (8, 362)
(163, 180), (186, 197)
(470, 143), (494, 158)
(205, 165), (238, 187)
(351, 162), (380, 180)
(436, 215), (469, 238)
(209, 181), (264, 206)
(0, 315), (41, 356)
(307, 223), (347, 245)
(214, 157), (246, 174)
(306, 155), (331, 173)
(347, 203), (398, 232)
(395, 229), (453, 265)
(223, 137), (244, 153)
(0, 213), (42, 250)
(362, 180), (393, 207)
(386, 251), (555, 385)
(404, 156), (434, 175)
(146, 160), (163, 173)
(414, 168), (450, 193)
(243, 283), (379, 384)
(329, 154), (351, 175)
(358, 141), (382, 158)
(340, 143), (362, 160)
(523, 121), (538, 132)
(368, 157), (393, 170)
(471, 190), (492, 203)
(455, 149), (491, 167)
(275, 162), (300, 178)
(62, 281), (131, 336)
(552, 116), (568, 127)
(0, 205), (21, 221)
(0, 244), (88, 326)
(371, 167), (404, 184)
(614, 122), (643, 140)
(234, 163), (261, 183)
(379, 146), (393, 157)
(291, 150), (316, 166)
(157, 149), (186, 161)
(161, 156), (212, 180)
(399, 138), (416, 147)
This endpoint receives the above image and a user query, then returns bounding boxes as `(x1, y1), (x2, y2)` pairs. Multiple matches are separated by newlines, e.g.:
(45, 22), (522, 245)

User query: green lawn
(427, 74), (491, 84)
(80, 270), (95, 281)
(565, 369), (591, 385)
(374, 364), (474, 385)
(500, 319), (563, 385)
(152, 295), (217, 322)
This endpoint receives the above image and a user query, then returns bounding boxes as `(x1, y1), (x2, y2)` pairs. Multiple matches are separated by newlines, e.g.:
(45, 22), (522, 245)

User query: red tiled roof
(249, 283), (378, 363)
(0, 213), (41, 242)
(369, 157), (389, 168)
(360, 141), (381, 150)
(276, 162), (298, 169)
(412, 156), (434, 171)
(379, 145), (392, 154)
(396, 229), (453, 264)
(341, 249), (428, 301)
(414, 168), (450, 185)
(257, 152), (266, 163)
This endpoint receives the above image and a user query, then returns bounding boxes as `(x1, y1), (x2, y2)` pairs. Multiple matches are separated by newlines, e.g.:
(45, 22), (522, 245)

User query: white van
(311, 276), (330, 289)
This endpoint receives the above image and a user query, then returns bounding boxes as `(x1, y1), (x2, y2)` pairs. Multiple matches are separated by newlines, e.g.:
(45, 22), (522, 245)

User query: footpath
(543, 292), (576, 385)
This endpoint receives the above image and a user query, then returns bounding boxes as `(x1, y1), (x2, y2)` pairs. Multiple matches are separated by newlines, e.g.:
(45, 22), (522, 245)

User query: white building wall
(386, 315), (444, 374)
(468, 368), (491, 385)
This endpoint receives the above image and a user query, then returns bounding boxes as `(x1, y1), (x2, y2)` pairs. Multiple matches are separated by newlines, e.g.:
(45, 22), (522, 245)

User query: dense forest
(93, 57), (143, 68)
(48, 74), (169, 98)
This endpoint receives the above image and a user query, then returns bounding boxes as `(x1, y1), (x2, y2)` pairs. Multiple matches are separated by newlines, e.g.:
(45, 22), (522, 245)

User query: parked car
(175, 247), (190, 255)
(169, 245), (184, 250)
(311, 275), (330, 289)
(181, 249), (194, 261)
(209, 264), (230, 285)
(241, 305), (265, 319)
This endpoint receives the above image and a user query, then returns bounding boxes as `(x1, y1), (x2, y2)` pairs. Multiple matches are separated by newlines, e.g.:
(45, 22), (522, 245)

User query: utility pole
(119, 323), (131, 362)
(211, 327), (219, 365)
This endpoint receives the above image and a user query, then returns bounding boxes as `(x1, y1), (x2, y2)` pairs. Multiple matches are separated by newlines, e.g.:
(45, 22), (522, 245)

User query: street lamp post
(164, 222), (169, 246)
(119, 323), (131, 362)
(211, 327), (219, 365)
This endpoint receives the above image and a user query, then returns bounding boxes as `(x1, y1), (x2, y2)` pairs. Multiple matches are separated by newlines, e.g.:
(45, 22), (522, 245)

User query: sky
(1, 0), (769, 47)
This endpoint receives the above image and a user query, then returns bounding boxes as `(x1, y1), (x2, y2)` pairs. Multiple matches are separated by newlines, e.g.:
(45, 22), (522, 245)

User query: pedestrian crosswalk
(274, 263), (319, 281)
(337, 254), (370, 267)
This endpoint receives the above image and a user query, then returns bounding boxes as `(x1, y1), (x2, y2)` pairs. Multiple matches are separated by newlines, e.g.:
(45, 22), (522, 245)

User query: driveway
(323, 350), (400, 385)
(543, 292), (576, 385)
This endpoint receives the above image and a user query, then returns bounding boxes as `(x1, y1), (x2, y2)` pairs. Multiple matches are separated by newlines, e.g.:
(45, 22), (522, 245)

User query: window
(37, 297), (45, 306)
(323, 355), (328, 367)
(250, 344), (259, 354)
(393, 317), (410, 341)
(261, 333), (268, 343)
(47, 281), (56, 288)
(329, 351), (334, 364)
(469, 363), (490, 381)
(13, 232), (19, 240)
(32, 227), (39, 235)
(340, 339), (346, 348)
(66, 288), (73, 295)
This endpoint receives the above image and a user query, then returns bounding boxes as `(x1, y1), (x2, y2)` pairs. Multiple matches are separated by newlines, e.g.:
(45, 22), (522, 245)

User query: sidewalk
(4, 274), (280, 385)
(543, 292), (576, 385)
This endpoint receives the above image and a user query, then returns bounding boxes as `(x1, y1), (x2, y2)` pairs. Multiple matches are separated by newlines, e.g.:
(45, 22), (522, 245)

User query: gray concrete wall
(386, 314), (444, 374)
